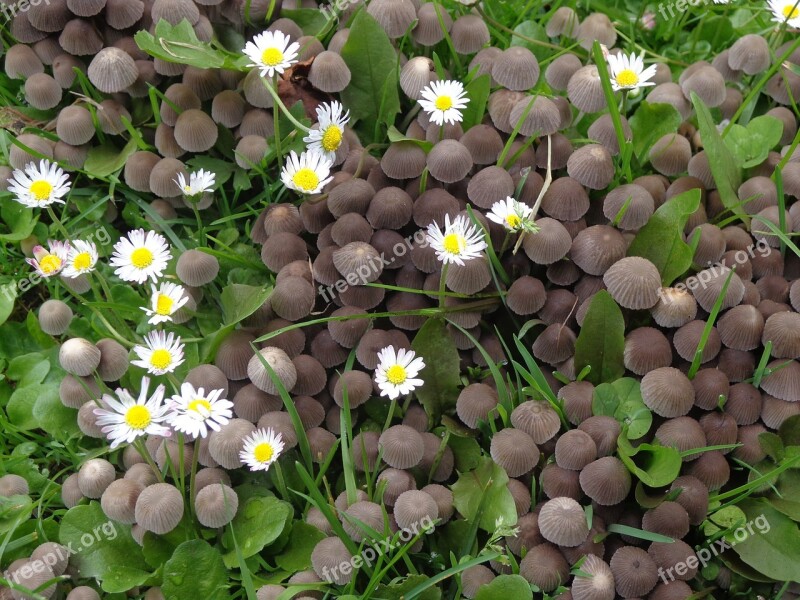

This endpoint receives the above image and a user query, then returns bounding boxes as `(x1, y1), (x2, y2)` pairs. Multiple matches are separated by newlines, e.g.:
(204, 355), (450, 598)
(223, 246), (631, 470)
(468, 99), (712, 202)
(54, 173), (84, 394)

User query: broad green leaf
(387, 125), (433, 151)
(460, 74), (491, 131)
(628, 101), (684, 161)
(593, 378), (652, 439)
(770, 470), (800, 521)
(101, 567), (152, 593)
(733, 498), (800, 582)
(695, 15), (734, 44)
(451, 457), (517, 533)
(0, 282), (16, 328)
(33, 382), (80, 440)
(220, 283), (273, 326)
(222, 496), (291, 567)
(281, 8), (329, 36)
(725, 116), (784, 168)
(448, 434), (482, 473)
(275, 522), (326, 572)
(627, 188), (702, 285)
(162, 540), (229, 599)
(510, 21), (550, 60)
(0, 201), (35, 242)
(374, 574), (442, 600)
(339, 11), (400, 134)
(574, 291), (625, 386)
(618, 436), (681, 487)
(134, 19), (239, 70)
(475, 575), (533, 600)
(692, 93), (746, 225)
(6, 353), (49, 385)
(0, 495), (32, 535)
(84, 138), (138, 178)
(778, 415), (800, 446)
(411, 318), (461, 420)
(59, 503), (149, 582)
(6, 384), (44, 430)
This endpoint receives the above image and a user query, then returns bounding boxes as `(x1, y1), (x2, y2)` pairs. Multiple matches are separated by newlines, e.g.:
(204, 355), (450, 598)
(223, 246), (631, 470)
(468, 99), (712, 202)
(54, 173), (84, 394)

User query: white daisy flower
(418, 80), (469, 126)
(110, 229), (172, 284)
(175, 169), (215, 198)
(303, 101), (350, 161)
(166, 382), (233, 439)
(131, 330), (185, 376)
(607, 52), (658, 91)
(61, 240), (98, 279)
(280, 149), (333, 195)
(7, 159), (71, 208)
(26, 240), (69, 278)
(140, 281), (189, 325)
(93, 377), (171, 449)
(426, 214), (488, 266)
(240, 427), (285, 472)
(487, 197), (535, 232)
(374, 346), (425, 400)
(243, 30), (300, 78)
(769, 0), (800, 27)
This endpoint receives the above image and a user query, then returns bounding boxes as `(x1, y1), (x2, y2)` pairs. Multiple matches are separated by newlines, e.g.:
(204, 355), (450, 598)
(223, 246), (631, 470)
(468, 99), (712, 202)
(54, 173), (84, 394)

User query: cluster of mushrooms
(1, 0), (800, 599)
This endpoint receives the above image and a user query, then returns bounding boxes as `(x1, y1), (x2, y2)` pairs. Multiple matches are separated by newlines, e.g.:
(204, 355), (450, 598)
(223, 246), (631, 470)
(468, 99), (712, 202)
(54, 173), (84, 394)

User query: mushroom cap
(603, 257), (661, 310)
(538, 496), (589, 547)
(88, 47), (138, 93)
(489, 428), (540, 477)
(379, 425), (425, 469)
(579, 456), (632, 505)
(641, 367), (695, 417)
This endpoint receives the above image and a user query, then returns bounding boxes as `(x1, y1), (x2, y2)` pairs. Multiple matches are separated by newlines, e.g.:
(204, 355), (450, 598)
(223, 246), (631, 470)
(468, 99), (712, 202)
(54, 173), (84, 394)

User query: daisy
(140, 281), (189, 325)
(7, 159), (71, 208)
(426, 214), (487, 266)
(607, 52), (658, 91)
(61, 240), (98, 279)
(175, 169), (215, 199)
(240, 427), (285, 472)
(769, 0), (800, 27)
(303, 101), (350, 161)
(280, 149), (333, 195)
(418, 80), (469, 126)
(374, 346), (425, 400)
(131, 330), (185, 376)
(487, 197), (536, 232)
(110, 229), (172, 284)
(166, 382), (233, 439)
(93, 377), (171, 449)
(26, 240), (69, 278)
(243, 30), (300, 78)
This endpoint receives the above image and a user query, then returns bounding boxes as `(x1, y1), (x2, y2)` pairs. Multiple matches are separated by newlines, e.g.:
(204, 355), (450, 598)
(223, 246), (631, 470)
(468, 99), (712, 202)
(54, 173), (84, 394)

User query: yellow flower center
(125, 405), (151, 430)
(149, 349), (172, 370)
(386, 364), (407, 385)
(261, 47), (284, 67)
(321, 126), (343, 153)
(155, 294), (174, 316)
(615, 69), (639, 87)
(39, 254), (62, 275)
(442, 232), (466, 255)
(783, 4), (799, 18)
(187, 398), (211, 414)
(72, 252), (92, 271)
(253, 442), (274, 463)
(435, 95), (453, 111)
(292, 168), (320, 193)
(30, 180), (53, 202)
(131, 248), (154, 269)
(506, 214), (522, 229)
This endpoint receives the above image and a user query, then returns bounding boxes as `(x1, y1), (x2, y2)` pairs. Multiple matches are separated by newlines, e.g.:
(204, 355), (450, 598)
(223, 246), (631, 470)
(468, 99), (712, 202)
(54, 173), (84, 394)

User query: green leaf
(593, 378), (652, 439)
(162, 540), (229, 599)
(770, 470), (800, 521)
(7, 353), (49, 385)
(33, 382), (80, 440)
(339, 11), (400, 132)
(460, 74), (491, 131)
(0, 282), (16, 327)
(0, 201), (35, 242)
(618, 437), (682, 487)
(387, 125), (433, 151)
(281, 8), (329, 36)
(448, 434), (482, 473)
(374, 574), (442, 600)
(83, 138), (138, 178)
(779, 415), (800, 446)
(6, 384), (44, 430)
(573, 291), (625, 386)
(222, 496), (291, 567)
(59, 503), (149, 583)
(475, 574), (533, 600)
(220, 283), (273, 326)
(692, 93), (746, 225)
(725, 116), (783, 168)
(411, 318), (461, 420)
(732, 498), (800, 582)
(627, 188), (702, 285)
(0, 495), (32, 536)
(628, 101), (684, 161)
(451, 457), (517, 533)
(509, 21), (550, 60)
(101, 567), (152, 593)
(275, 522), (326, 572)
(134, 19), (239, 70)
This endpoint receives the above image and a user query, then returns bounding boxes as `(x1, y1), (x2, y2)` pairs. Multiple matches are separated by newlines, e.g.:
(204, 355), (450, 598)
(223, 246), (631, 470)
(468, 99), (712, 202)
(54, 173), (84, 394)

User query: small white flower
(426, 214), (488, 266)
(486, 197), (535, 232)
(303, 101), (350, 161)
(374, 346), (425, 400)
(7, 159), (71, 208)
(26, 240), (69, 278)
(131, 330), (185, 376)
(93, 377), (171, 449)
(418, 80), (469, 126)
(769, 0), (800, 27)
(607, 52), (658, 91)
(243, 30), (300, 78)
(175, 169), (215, 198)
(280, 149), (333, 195)
(240, 427), (285, 472)
(140, 281), (189, 325)
(166, 382), (233, 439)
(110, 229), (172, 284)
(61, 240), (98, 279)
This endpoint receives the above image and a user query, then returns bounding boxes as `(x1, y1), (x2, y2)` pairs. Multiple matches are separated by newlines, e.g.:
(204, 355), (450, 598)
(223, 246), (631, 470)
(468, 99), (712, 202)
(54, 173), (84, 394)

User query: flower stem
(46, 205), (70, 239)
(259, 75), (311, 134)
(272, 74), (283, 169)
(438, 263), (449, 310)
(134, 438), (165, 483)
(383, 398), (397, 432)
